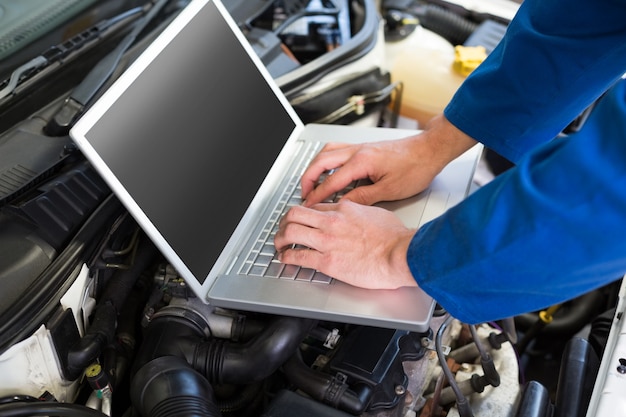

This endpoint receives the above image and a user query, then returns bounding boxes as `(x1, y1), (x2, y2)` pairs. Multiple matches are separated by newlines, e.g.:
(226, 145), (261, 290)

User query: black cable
(435, 315), (474, 417)
(469, 325), (500, 387)
(469, 324), (489, 361)
(313, 81), (402, 124)
(0, 402), (108, 417)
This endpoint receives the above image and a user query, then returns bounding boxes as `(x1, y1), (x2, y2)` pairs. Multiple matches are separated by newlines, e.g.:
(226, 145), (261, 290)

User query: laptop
(69, 0), (482, 331)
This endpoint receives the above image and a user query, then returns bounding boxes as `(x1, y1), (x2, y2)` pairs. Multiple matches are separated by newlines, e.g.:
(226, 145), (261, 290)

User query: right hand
(301, 115), (478, 207)
(275, 200), (418, 289)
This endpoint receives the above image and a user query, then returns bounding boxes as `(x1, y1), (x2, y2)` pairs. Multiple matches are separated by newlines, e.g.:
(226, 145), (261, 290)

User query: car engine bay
(0, 0), (622, 416)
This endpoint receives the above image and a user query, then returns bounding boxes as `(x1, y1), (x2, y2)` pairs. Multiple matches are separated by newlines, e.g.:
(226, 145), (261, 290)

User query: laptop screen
(82, 1), (296, 283)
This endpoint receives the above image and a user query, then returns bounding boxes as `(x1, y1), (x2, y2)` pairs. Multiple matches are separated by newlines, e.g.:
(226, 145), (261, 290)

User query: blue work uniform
(407, 0), (626, 324)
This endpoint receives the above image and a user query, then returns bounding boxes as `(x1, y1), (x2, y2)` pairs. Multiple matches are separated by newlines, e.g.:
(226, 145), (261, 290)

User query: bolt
(421, 337), (431, 348)
(395, 385), (406, 396)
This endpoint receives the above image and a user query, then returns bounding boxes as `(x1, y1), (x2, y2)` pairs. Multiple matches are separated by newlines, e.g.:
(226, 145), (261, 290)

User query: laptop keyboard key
(280, 264), (300, 279)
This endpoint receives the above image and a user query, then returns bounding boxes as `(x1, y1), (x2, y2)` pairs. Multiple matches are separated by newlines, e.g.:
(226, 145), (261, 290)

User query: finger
(277, 245), (325, 272)
(300, 166), (334, 202)
(303, 173), (353, 207)
(278, 205), (330, 230)
(303, 163), (371, 207)
(318, 142), (352, 152)
(306, 201), (341, 211)
(301, 146), (359, 198)
(274, 220), (326, 253)
(339, 182), (385, 206)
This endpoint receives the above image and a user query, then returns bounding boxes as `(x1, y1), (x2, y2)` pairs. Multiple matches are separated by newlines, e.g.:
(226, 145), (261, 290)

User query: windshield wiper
(45, 0), (173, 136)
(0, 6), (145, 102)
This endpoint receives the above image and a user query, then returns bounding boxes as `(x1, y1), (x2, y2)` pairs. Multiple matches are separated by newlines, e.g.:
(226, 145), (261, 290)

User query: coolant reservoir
(387, 26), (466, 127)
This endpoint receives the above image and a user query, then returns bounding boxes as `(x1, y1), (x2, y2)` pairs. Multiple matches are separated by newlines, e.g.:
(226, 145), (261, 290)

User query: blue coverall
(407, 0), (626, 323)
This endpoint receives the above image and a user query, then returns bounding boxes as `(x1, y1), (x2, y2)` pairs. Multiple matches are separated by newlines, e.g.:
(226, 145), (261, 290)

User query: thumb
(340, 183), (383, 206)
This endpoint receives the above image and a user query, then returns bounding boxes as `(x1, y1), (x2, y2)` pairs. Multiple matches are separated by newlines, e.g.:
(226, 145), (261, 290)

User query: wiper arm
(0, 6), (145, 102)
(46, 0), (172, 136)
(0, 56), (48, 101)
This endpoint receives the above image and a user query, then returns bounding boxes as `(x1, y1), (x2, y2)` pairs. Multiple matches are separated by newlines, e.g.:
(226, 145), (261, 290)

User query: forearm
(445, 0), (626, 162)
(416, 114), (478, 174)
(409, 81), (626, 324)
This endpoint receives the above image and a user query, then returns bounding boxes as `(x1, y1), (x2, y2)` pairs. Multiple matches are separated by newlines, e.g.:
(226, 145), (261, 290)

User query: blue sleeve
(444, 0), (626, 162)
(409, 81), (626, 324)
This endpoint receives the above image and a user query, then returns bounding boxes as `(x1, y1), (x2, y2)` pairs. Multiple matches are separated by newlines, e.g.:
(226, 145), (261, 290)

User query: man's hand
(301, 115), (478, 207)
(275, 115), (478, 289)
(274, 200), (417, 289)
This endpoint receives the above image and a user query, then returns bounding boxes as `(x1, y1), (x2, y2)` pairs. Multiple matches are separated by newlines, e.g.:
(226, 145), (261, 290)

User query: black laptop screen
(83, 1), (297, 283)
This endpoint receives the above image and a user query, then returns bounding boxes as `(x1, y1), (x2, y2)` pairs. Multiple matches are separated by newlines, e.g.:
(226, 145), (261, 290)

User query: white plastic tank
(386, 26), (466, 127)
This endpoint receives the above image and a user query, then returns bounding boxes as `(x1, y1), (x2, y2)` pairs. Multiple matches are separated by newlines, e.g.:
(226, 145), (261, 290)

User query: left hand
(274, 200), (418, 289)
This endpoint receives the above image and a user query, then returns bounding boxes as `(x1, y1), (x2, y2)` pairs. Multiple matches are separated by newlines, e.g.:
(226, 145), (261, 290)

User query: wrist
(421, 114), (478, 171)
(390, 228), (419, 288)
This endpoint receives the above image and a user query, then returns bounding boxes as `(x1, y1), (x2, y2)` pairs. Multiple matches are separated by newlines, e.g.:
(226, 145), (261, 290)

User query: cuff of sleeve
(407, 221), (485, 324)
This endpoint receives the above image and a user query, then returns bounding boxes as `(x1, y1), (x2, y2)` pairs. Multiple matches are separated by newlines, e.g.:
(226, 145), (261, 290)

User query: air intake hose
(131, 306), (315, 416)
(193, 316), (315, 384)
(131, 356), (221, 417)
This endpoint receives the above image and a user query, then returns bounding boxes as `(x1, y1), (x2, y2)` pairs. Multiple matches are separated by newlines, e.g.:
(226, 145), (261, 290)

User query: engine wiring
(313, 80), (404, 125)
(435, 315), (475, 417)
(469, 324), (501, 387)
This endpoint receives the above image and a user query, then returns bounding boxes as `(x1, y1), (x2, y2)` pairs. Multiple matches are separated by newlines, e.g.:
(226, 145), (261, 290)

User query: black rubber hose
(587, 307), (616, 358)
(107, 267), (156, 388)
(99, 238), (159, 309)
(131, 312), (209, 376)
(0, 402), (108, 416)
(131, 356), (222, 417)
(514, 381), (553, 417)
(66, 238), (159, 380)
(216, 382), (262, 414)
(194, 316), (316, 384)
(515, 315), (549, 356)
(515, 290), (606, 336)
(415, 4), (477, 45)
(131, 312), (314, 416)
(282, 349), (372, 415)
(553, 338), (600, 417)
(132, 311), (315, 385)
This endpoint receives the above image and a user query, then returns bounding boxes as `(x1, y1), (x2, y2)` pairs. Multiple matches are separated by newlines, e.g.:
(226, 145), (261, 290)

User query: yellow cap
(452, 45), (487, 77)
(85, 363), (102, 378)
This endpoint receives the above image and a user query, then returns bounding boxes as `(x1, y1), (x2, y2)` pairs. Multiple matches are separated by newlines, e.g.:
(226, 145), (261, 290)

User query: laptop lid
(70, 0), (306, 298)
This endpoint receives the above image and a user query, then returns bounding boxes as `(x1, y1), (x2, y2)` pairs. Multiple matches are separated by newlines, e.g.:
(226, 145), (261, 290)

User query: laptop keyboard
(239, 141), (367, 284)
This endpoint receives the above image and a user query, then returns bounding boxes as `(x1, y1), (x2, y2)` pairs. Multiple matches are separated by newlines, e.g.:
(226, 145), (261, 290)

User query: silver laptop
(69, 0), (481, 331)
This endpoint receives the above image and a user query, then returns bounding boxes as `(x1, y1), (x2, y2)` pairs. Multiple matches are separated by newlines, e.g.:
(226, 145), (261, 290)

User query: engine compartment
(0, 205), (525, 417)
(0, 0), (621, 416)
(0, 137), (616, 416)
